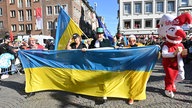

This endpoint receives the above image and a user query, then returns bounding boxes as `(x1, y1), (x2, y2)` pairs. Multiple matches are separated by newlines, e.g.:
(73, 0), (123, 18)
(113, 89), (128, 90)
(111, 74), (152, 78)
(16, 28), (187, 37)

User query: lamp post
(94, 2), (97, 12)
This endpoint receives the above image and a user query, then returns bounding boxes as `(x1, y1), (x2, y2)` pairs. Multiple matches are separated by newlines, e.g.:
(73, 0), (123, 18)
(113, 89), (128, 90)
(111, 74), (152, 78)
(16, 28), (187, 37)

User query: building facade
(0, 0), (98, 39)
(118, 0), (192, 36)
(0, 0), (42, 37)
(177, 0), (192, 34)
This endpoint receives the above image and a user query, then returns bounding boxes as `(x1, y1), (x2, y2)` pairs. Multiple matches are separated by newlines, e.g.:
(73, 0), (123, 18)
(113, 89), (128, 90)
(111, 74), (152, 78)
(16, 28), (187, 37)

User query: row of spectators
(0, 36), (54, 79)
(67, 28), (165, 52)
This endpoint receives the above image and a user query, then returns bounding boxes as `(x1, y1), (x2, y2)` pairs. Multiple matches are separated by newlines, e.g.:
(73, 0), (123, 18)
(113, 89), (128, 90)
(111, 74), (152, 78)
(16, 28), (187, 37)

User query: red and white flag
(36, 8), (43, 29)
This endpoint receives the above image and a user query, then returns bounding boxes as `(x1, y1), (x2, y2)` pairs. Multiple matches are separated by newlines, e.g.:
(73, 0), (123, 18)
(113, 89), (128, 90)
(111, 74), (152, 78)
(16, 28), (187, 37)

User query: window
(18, 0), (23, 8)
(47, 6), (52, 15)
(55, 22), (57, 29)
(145, 2), (152, 13)
(124, 3), (131, 15)
(26, 0), (31, 7)
(0, 21), (3, 29)
(134, 20), (142, 28)
(167, 1), (175, 12)
(26, 24), (32, 30)
(34, 0), (39, 1)
(10, 0), (15, 4)
(0, 8), (2, 16)
(47, 21), (53, 29)
(124, 21), (131, 29)
(181, 0), (188, 6)
(26, 9), (32, 21)
(11, 24), (17, 31)
(145, 19), (152, 28)
(18, 10), (24, 21)
(19, 24), (24, 31)
(10, 10), (16, 18)
(54, 5), (59, 15)
(62, 5), (68, 14)
(135, 3), (142, 14)
(156, 2), (164, 13)
(156, 19), (160, 26)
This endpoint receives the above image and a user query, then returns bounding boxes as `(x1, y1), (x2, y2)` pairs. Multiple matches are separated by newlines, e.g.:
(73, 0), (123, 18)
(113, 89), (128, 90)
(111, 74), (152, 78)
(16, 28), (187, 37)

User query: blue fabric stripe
(18, 45), (160, 72)
(55, 7), (70, 50)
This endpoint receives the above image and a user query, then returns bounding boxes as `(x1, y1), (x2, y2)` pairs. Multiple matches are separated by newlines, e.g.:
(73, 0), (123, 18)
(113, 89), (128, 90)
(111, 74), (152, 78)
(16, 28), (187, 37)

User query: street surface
(0, 59), (191, 108)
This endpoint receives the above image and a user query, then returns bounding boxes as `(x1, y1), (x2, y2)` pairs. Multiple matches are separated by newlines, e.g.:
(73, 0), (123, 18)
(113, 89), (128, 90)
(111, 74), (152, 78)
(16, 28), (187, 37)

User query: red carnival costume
(157, 13), (192, 98)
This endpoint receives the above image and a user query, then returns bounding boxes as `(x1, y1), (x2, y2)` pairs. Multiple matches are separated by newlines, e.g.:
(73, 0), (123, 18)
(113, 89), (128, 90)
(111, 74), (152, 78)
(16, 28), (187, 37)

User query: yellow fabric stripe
(25, 67), (151, 100)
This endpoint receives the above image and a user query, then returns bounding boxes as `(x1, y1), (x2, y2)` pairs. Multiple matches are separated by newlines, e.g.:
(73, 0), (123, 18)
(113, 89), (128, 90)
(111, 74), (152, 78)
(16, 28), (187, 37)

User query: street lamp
(94, 2), (97, 12)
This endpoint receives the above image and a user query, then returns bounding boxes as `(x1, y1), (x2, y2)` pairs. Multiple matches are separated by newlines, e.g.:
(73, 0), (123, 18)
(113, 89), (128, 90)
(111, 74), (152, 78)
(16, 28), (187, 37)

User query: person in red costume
(157, 12), (192, 98)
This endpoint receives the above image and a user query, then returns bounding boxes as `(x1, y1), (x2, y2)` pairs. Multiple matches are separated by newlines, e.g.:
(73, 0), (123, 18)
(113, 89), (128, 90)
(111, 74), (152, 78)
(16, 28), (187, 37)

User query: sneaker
(95, 98), (107, 105)
(128, 99), (134, 105)
(103, 96), (107, 100)
(165, 90), (174, 98)
(1, 74), (9, 79)
(175, 74), (185, 82)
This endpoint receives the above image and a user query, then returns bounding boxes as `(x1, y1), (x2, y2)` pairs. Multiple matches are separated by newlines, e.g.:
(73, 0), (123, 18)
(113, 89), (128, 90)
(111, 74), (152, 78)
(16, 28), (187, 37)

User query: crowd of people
(1, 27), (192, 105)
(65, 27), (192, 105)
(0, 36), (54, 79)
(66, 27), (162, 105)
(66, 27), (162, 51)
(65, 13), (192, 105)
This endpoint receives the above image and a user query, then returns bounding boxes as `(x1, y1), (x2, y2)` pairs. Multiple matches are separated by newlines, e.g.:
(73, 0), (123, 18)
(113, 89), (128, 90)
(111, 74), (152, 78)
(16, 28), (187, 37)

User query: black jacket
(89, 39), (112, 49)
(0, 43), (16, 57)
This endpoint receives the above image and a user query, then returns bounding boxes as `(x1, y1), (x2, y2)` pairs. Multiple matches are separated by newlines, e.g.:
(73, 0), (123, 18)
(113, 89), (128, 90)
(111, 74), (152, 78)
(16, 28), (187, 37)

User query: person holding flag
(89, 27), (112, 49)
(66, 33), (87, 51)
(96, 16), (113, 43)
(54, 6), (85, 50)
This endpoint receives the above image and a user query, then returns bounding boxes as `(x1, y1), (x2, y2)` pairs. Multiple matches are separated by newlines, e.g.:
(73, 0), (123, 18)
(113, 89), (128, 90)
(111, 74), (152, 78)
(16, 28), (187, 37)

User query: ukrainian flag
(55, 6), (84, 50)
(18, 45), (160, 100)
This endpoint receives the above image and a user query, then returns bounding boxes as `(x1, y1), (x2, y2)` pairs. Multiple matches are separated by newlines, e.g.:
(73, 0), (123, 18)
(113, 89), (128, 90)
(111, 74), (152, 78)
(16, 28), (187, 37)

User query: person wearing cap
(124, 34), (144, 105)
(113, 33), (126, 47)
(66, 33), (87, 50)
(89, 27), (112, 49)
(88, 27), (112, 104)
(28, 37), (44, 49)
(125, 35), (144, 48)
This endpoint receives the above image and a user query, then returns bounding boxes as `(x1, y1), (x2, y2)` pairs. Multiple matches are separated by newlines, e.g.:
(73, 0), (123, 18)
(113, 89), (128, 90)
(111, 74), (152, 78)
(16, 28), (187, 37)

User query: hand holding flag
(55, 6), (84, 50)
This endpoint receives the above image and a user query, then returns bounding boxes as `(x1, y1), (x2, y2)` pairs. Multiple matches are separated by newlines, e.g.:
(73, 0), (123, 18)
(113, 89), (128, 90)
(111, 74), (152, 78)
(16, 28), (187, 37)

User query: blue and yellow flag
(54, 6), (84, 50)
(18, 45), (160, 100)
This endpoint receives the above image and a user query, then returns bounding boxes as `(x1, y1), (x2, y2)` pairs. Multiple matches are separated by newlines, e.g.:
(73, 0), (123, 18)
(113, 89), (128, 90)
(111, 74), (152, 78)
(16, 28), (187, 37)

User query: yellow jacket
(125, 43), (144, 48)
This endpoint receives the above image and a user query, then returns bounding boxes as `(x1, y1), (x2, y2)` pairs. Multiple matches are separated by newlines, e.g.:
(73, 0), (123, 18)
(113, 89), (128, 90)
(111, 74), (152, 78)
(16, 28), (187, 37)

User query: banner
(55, 6), (84, 50)
(9, 31), (14, 41)
(36, 7), (43, 29)
(18, 45), (160, 100)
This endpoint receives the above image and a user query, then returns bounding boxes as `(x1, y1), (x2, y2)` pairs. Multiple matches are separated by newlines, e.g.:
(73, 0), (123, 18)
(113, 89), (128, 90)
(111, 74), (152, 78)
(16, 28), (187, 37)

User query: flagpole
(69, 16), (89, 39)
(82, 31), (89, 39)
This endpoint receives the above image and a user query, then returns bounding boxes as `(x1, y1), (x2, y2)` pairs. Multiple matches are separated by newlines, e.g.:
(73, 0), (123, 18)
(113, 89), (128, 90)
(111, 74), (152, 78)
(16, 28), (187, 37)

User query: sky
(88, 0), (118, 36)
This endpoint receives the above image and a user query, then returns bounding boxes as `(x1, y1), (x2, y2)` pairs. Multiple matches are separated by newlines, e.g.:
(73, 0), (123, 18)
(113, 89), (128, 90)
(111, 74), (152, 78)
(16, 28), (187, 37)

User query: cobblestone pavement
(0, 59), (191, 108)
